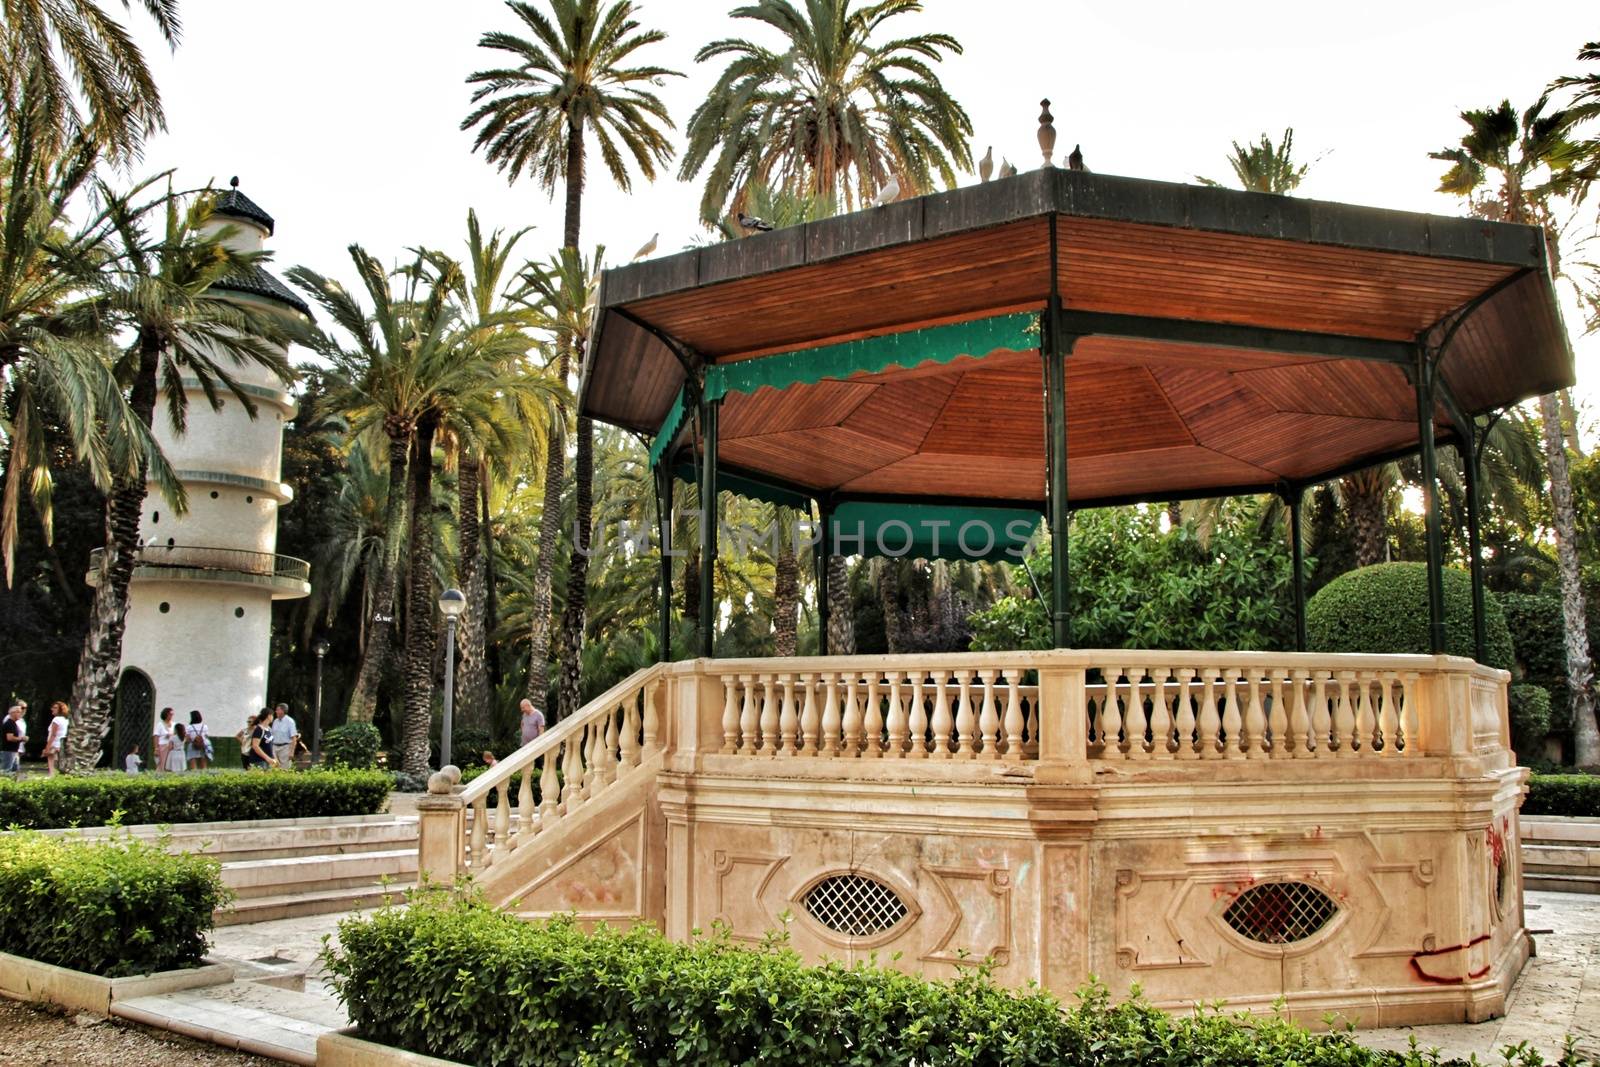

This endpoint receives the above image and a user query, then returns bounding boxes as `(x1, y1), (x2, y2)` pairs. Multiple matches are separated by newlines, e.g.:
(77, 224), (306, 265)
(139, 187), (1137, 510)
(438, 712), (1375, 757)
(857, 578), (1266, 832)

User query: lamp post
(312, 637), (330, 764)
(437, 588), (466, 770)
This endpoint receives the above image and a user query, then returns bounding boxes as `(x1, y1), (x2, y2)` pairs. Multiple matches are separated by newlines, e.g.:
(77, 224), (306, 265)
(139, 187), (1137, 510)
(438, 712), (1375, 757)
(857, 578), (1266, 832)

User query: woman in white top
(44, 702), (69, 776)
(153, 707), (175, 772)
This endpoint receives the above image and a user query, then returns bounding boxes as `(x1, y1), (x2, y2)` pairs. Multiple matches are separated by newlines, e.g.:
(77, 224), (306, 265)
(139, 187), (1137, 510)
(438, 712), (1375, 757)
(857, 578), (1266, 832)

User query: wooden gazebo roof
(582, 169), (1571, 509)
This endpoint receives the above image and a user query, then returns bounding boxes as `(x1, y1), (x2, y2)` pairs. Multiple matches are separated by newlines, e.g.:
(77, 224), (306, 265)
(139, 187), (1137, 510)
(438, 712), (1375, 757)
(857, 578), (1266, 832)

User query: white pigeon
(999, 158), (1017, 179)
(978, 145), (993, 183)
(632, 233), (658, 261)
(871, 176), (900, 207)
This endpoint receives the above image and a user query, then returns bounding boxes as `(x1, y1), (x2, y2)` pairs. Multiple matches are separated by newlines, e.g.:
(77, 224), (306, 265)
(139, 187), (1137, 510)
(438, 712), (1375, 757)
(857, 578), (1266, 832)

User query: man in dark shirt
(0, 704), (24, 774)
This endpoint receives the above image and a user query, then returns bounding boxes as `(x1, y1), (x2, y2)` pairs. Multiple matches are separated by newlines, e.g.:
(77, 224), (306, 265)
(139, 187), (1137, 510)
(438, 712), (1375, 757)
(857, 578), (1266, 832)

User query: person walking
(270, 704), (298, 769)
(153, 707), (176, 773)
(519, 698), (546, 747)
(165, 723), (189, 773)
(186, 710), (211, 770)
(246, 709), (278, 770)
(44, 702), (69, 776)
(0, 704), (24, 774)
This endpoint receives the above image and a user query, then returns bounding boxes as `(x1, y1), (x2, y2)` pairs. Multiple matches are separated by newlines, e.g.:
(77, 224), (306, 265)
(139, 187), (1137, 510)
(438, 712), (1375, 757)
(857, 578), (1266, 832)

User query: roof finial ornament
(1037, 99), (1056, 169)
(229, 175), (239, 189)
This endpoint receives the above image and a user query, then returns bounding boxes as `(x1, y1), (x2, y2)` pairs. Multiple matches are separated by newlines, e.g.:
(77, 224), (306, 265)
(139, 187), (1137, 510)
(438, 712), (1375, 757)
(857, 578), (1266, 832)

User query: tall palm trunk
(400, 415), (439, 775)
(878, 560), (903, 653)
(774, 536), (798, 656)
(1342, 469), (1389, 567)
(345, 430), (410, 723)
(557, 412), (593, 718)
(826, 554), (855, 655)
(66, 331), (159, 770)
(483, 473), (502, 687)
(525, 117), (586, 712)
(683, 545), (700, 631)
(1539, 392), (1598, 765)
(455, 455), (492, 733)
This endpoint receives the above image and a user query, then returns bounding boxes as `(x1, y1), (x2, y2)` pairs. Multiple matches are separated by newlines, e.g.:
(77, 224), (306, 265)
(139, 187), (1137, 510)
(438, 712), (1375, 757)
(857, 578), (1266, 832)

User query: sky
(133, 0), (1599, 420)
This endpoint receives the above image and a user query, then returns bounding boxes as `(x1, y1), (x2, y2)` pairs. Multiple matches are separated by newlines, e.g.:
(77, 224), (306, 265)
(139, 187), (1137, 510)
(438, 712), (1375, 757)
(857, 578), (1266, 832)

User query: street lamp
(312, 637), (330, 764)
(437, 588), (467, 770)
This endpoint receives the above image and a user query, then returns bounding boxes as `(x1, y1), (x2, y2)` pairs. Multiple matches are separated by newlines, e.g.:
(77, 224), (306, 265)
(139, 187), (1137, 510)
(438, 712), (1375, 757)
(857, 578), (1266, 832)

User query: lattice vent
(803, 874), (908, 937)
(1223, 882), (1337, 944)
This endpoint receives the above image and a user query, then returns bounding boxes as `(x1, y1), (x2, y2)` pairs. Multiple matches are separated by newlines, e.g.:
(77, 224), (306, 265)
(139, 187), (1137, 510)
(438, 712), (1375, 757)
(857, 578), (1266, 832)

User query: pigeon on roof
(871, 176), (900, 207)
(737, 212), (774, 232)
(632, 233), (658, 260)
(978, 146), (993, 183)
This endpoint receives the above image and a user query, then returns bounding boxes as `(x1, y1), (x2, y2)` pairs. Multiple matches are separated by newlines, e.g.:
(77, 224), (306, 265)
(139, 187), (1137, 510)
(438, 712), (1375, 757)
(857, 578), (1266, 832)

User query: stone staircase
(49, 812), (419, 924)
(1521, 815), (1600, 894)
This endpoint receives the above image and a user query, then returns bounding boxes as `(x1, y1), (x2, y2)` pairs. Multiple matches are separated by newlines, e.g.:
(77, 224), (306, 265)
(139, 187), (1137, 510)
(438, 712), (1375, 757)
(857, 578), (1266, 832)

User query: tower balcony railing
(87, 544), (311, 597)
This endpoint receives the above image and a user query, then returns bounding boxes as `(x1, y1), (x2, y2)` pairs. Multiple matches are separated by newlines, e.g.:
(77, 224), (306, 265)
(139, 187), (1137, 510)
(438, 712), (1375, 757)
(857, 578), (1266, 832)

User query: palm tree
(63, 183), (293, 769)
(680, 0), (973, 224)
(1197, 129), (1311, 194)
(0, 0), (180, 160)
(1431, 96), (1599, 764)
(463, 0), (678, 714)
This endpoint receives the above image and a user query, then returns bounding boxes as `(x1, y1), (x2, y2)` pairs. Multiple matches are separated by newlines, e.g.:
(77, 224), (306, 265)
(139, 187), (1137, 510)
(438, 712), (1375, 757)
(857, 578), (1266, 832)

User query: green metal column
(1289, 488), (1307, 652)
(1464, 419), (1488, 664)
(698, 396), (720, 659)
(654, 462), (673, 663)
(1415, 350), (1447, 654)
(1043, 296), (1073, 648)
(814, 500), (831, 656)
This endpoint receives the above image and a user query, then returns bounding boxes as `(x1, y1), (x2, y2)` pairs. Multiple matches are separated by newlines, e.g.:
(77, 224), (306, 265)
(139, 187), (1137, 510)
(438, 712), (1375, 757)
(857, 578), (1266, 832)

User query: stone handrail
(452, 663), (667, 872)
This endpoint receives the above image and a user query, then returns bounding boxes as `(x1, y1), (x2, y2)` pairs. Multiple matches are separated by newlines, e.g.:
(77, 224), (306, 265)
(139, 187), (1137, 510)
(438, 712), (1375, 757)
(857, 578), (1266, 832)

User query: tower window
(151, 511), (159, 524)
(159, 602), (170, 613)
(210, 490), (219, 499)
(234, 607), (245, 618)
(246, 495), (254, 503)
(166, 538), (174, 547)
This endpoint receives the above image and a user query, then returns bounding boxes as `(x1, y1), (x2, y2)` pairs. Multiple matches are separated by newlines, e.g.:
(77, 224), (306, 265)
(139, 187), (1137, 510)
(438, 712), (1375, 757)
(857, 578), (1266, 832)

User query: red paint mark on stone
(1408, 933), (1491, 985)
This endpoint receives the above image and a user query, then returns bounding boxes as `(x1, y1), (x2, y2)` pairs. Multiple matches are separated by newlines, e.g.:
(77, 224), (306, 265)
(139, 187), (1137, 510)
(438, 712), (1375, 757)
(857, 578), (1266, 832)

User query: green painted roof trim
(648, 311), (1041, 469)
(829, 502), (1041, 563)
(705, 310), (1040, 402)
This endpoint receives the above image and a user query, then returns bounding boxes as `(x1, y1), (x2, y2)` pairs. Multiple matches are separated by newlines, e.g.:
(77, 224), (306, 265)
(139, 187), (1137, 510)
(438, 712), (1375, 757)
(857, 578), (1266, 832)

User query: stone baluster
(1024, 686), (1041, 758)
(1147, 666), (1174, 759)
(1197, 668), (1222, 760)
(737, 675), (757, 756)
(778, 674), (799, 756)
(1099, 667), (1125, 759)
(799, 674), (819, 756)
(619, 693), (641, 771)
(1377, 671), (1400, 756)
(953, 671), (977, 759)
(490, 789), (512, 863)
(518, 770), (536, 838)
(538, 750), (559, 827)
(1124, 666), (1150, 760)
(641, 679), (661, 754)
(758, 675), (780, 756)
(973, 670), (998, 759)
(908, 673), (929, 758)
(1267, 671), (1289, 759)
(1002, 670), (1024, 760)
(1289, 670), (1312, 759)
(862, 672), (884, 758)
(580, 719), (601, 797)
(930, 671), (954, 758)
(1401, 672), (1420, 755)
(1332, 671), (1356, 756)
(720, 675), (740, 754)
(885, 672), (908, 757)
(469, 797), (488, 868)
(1354, 673), (1377, 755)
(821, 673), (842, 757)
(599, 704), (619, 786)
(1219, 668), (1245, 760)
(1309, 672), (1332, 755)
(1244, 670), (1267, 760)
(559, 733), (582, 814)
(1174, 668), (1197, 760)
(842, 674), (864, 756)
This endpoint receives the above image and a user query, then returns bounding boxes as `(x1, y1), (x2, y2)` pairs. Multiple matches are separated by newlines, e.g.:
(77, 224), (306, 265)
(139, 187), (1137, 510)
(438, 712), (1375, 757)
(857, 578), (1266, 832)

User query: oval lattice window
(1223, 882), (1337, 945)
(803, 875), (908, 938)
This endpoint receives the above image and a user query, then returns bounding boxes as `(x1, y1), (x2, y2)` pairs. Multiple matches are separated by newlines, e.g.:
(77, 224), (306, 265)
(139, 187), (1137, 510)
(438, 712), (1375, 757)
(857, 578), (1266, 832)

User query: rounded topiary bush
(1306, 563), (1513, 670)
(1510, 683), (1553, 748)
(322, 722), (382, 769)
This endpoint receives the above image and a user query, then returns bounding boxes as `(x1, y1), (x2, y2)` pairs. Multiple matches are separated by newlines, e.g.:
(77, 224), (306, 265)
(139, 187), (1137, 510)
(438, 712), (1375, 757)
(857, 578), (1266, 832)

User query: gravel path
(0, 999), (277, 1066)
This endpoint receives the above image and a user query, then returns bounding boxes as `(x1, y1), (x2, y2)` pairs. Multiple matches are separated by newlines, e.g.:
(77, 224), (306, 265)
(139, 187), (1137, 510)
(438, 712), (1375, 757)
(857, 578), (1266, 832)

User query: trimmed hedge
(0, 769), (391, 830)
(1524, 773), (1600, 817)
(1511, 683), (1554, 751)
(0, 831), (227, 977)
(322, 723), (382, 770)
(1306, 563), (1514, 671)
(325, 895), (1553, 1067)
(1501, 592), (1575, 734)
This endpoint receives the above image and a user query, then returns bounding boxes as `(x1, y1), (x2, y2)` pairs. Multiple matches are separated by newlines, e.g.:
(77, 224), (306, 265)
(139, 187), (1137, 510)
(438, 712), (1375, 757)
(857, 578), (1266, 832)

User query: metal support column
(1464, 419), (1488, 664)
(1288, 488), (1307, 652)
(1043, 214), (1073, 649)
(698, 395), (720, 659)
(654, 462), (673, 663)
(1415, 348), (1447, 654)
(814, 499), (831, 655)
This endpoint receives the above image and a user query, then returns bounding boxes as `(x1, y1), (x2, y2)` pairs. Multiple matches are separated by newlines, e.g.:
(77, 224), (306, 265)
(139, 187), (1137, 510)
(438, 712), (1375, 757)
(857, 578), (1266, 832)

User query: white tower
(101, 181), (312, 752)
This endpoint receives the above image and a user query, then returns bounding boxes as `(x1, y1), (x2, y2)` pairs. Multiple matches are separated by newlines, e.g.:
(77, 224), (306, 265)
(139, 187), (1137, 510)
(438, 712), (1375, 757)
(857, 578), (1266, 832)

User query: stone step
(45, 813), (419, 864)
(1524, 871), (1600, 894)
(1521, 816), (1600, 846)
(218, 883), (406, 926)
(111, 977), (348, 1066)
(222, 849), (418, 900)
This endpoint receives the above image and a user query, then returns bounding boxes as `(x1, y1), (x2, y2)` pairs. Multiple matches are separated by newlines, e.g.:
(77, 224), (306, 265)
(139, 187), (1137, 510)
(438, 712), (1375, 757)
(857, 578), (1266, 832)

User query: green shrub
(0, 831), (228, 977)
(1511, 683), (1554, 753)
(209, 735), (243, 768)
(0, 769), (391, 830)
(325, 895), (1540, 1067)
(1524, 773), (1600, 817)
(322, 723), (382, 770)
(1501, 592), (1575, 734)
(1306, 563), (1514, 670)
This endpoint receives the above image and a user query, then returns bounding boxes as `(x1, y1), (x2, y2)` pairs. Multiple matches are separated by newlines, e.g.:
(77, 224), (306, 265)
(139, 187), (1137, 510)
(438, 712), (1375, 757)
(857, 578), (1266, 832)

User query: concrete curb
(317, 1029), (467, 1066)
(0, 951), (233, 1016)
